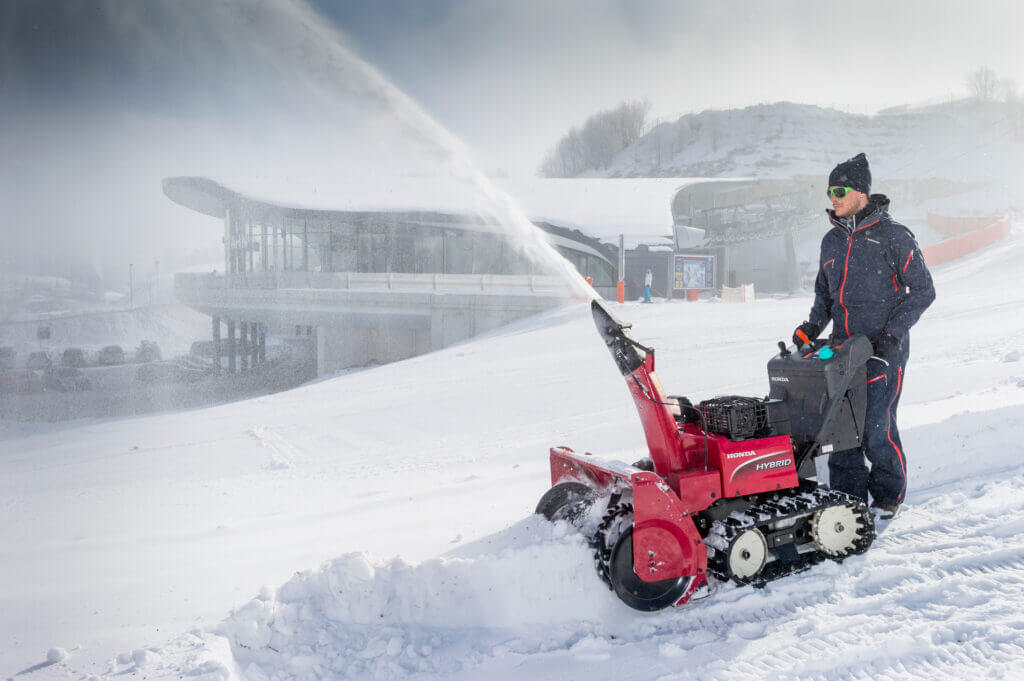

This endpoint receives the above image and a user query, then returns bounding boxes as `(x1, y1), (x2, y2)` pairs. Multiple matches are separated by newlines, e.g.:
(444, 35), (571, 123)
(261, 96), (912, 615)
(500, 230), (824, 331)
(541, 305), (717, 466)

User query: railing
(175, 271), (571, 294)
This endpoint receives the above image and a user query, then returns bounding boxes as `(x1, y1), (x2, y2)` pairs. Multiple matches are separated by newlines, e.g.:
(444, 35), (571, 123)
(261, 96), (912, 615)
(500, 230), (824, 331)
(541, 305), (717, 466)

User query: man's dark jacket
(809, 194), (935, 345)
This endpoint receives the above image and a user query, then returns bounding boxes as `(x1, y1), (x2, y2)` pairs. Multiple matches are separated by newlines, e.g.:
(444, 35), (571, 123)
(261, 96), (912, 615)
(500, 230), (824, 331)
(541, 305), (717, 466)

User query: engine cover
(693, 429), (799, 498)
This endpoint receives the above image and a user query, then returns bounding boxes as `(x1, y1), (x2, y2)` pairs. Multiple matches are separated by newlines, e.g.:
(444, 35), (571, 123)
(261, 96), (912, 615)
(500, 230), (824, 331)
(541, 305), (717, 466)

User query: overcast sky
(315, 0), (1023, 174)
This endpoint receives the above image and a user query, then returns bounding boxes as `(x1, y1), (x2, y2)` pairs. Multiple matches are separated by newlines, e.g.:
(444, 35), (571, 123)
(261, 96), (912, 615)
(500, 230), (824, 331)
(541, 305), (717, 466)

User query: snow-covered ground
(2, 226), (1023, 681)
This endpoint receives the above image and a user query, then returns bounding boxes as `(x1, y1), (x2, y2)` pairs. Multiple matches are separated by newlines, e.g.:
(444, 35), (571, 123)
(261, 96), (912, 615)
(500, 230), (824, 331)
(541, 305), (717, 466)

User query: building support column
(250, 322), (258, 367)
(258, 326), (266, 364)
(227, 319), (236, 374)
(212, 315), (221, 371)
(240, 322), (248, 371)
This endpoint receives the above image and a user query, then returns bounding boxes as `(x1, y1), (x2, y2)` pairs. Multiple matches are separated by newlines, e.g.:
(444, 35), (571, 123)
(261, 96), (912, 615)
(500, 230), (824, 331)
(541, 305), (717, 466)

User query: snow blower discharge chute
(536, 300), (876, 611)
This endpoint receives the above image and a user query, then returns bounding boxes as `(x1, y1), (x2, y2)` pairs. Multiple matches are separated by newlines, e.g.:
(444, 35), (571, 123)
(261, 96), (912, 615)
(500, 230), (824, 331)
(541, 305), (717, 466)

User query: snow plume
(0, 0), (592, 299)
(228, 0), (594, 300)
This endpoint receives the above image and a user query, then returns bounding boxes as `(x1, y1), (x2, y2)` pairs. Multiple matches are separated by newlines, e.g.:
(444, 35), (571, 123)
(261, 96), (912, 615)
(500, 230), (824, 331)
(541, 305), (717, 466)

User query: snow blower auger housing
(536, 300), (876, 611)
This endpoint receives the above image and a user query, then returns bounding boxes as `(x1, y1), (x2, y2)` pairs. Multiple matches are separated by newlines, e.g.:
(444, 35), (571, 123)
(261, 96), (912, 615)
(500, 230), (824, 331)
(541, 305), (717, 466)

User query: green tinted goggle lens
(827, 186), (855, 198)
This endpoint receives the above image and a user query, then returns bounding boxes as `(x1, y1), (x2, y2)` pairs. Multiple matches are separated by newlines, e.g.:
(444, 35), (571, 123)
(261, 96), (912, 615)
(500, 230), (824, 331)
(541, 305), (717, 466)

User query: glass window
(330, 226), (357, 272)
(393, 232), (416, 273)
(444, 230), (473, 274)
(357, 228), (389, 272)
(588, 255), (615, 286)
(501, 241), (533, 274)
(472, 232), (504, 274)
(371, 232), (389, 272)
(415, 229), (443, 273)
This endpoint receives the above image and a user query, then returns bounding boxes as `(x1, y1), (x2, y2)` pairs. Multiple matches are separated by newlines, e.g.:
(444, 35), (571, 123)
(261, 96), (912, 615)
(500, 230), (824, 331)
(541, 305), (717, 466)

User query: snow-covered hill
(596, 101), (1024, 201)
(2, 224), (1023, 681)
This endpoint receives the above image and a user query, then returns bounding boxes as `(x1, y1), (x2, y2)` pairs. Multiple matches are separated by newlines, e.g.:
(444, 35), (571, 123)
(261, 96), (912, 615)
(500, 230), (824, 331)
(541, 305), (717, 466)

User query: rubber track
(706, 487), (876, 587)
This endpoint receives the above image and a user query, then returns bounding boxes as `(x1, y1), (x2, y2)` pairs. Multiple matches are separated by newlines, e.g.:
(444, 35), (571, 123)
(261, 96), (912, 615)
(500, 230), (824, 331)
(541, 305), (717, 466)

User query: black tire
(535, 481), (596, 523)
(608, 527), (690, 611)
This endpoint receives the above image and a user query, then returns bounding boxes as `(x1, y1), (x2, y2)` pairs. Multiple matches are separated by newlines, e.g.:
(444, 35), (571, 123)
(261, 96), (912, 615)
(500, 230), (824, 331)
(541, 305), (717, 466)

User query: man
(792, 153), (935, 520)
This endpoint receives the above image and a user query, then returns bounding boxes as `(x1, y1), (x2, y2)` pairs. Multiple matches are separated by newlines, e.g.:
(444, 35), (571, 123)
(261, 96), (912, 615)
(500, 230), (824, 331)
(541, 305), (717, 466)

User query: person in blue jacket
(792, 153), (935, 520)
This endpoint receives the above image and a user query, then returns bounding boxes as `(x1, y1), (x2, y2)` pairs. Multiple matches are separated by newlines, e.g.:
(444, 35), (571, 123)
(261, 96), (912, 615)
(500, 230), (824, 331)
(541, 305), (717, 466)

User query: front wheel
(608, 527), (691, 611)
(535, 481), (596, 524)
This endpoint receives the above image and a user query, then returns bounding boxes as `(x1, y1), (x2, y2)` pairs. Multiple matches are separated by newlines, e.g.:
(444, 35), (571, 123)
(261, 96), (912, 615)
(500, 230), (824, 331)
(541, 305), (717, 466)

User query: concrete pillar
(239, 322), (248, 371)
(316, 326), (326, 376)
(212, 315), (221, 371)
(227, 319), (236, 374)
(250, 322), (258, 367)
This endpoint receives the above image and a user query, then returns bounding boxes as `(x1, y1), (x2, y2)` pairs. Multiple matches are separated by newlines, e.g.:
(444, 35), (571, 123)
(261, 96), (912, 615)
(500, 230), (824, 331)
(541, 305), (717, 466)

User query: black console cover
(766, 337), (871, 454)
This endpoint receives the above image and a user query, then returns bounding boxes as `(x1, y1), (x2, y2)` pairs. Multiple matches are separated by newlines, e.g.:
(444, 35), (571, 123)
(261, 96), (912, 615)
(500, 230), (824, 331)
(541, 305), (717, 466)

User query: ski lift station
(167, 175), (817, 374)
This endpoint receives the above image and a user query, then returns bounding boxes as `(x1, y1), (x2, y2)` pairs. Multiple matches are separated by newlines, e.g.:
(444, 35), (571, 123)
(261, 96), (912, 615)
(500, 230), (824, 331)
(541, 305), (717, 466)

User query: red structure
(922, 215), (1011, 267)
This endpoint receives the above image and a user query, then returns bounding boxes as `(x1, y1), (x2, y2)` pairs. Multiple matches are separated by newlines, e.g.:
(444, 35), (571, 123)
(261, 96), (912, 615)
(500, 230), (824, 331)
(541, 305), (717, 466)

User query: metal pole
(617, 234), (625, 303)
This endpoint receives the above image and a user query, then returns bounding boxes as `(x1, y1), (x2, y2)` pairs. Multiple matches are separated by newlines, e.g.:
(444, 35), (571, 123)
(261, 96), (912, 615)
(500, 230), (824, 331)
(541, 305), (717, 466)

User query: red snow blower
(536, 300), (876, 611)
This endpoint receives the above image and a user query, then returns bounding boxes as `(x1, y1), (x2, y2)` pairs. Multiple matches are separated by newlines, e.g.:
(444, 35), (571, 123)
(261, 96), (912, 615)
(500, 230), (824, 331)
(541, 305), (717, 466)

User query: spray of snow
(224, 0), (595, 301)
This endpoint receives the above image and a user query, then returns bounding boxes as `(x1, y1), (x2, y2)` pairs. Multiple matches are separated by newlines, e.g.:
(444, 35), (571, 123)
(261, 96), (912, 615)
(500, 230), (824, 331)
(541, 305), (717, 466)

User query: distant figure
(643, 269), (653, 303)
(791, 153), (935, 521)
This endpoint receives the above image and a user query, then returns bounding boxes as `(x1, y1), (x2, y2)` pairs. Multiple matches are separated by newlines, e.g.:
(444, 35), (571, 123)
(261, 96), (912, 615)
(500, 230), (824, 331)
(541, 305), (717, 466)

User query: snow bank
(209, 518), (619, 680)
(126, 517), (646, 681)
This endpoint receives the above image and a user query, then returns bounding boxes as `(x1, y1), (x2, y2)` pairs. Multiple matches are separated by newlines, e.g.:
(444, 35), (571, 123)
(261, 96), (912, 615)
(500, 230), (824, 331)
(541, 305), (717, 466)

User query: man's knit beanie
(829, 153), (871, 195)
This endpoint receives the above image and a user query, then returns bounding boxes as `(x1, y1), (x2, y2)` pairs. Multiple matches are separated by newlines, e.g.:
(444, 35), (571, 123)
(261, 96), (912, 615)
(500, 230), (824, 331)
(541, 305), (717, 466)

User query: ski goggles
(827, 186), (856, 199)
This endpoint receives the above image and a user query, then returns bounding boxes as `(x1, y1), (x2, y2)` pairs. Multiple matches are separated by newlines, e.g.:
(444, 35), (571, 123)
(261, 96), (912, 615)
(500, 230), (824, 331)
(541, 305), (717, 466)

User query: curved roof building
(164, 175), (752, 374)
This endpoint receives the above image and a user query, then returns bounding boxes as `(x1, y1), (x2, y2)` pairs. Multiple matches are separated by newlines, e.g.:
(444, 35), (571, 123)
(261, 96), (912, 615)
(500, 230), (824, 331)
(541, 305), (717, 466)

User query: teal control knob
(818, 346), (834, 360)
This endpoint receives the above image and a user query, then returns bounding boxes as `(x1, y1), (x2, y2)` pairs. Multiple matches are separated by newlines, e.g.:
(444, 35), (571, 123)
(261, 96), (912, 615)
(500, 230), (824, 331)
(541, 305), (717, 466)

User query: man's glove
(873, 332), (902, 358)
(792, 321), (821, 348)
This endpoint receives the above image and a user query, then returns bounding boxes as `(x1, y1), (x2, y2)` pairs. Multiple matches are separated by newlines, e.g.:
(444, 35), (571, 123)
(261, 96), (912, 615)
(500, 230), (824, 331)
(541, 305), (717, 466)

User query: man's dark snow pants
(828, 342), (910, 507)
